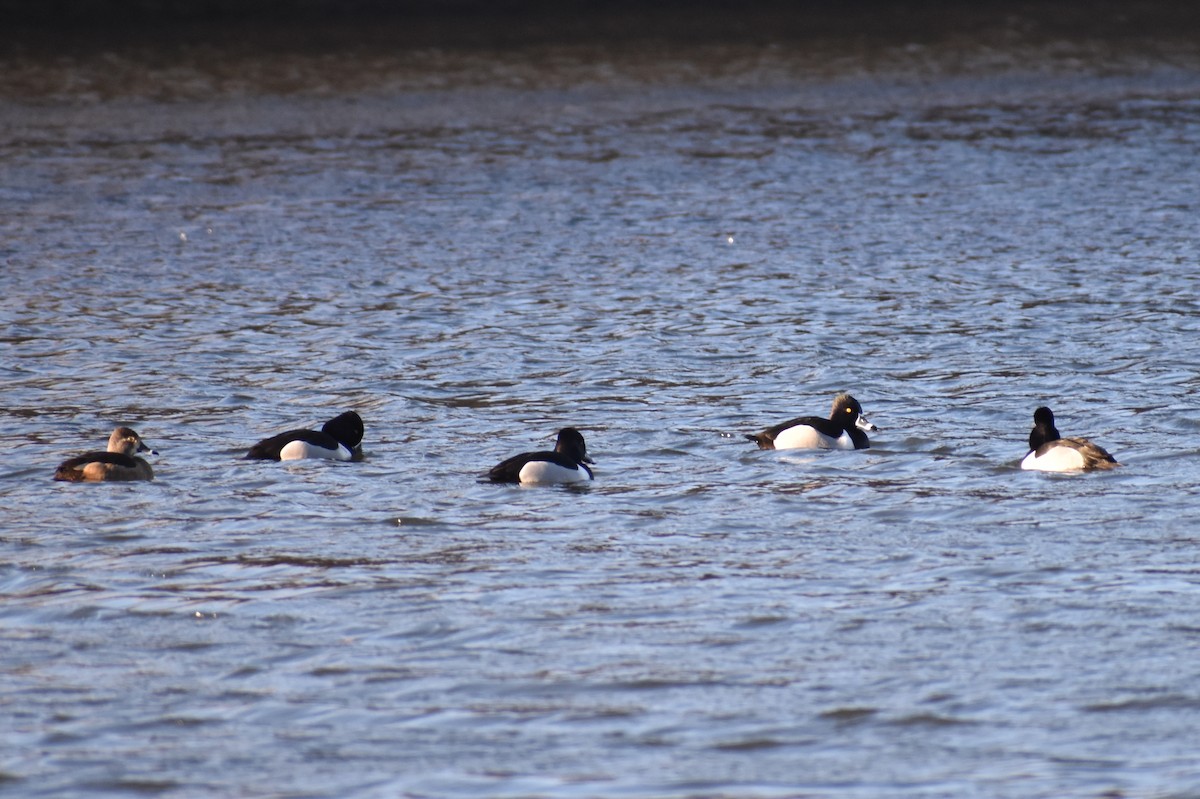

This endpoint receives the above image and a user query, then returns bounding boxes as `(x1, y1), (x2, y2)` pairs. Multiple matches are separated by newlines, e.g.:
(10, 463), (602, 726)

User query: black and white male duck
(486, 427), (594, 484)
(746, 392), (877, 450)
(1020, 406), (1119, 472)
(54, 427), (157, 482)
(246, 411), (364, 461)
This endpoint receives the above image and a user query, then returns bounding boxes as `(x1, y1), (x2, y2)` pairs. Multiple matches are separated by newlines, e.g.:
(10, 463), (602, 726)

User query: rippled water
(4, 8), (1200, 798)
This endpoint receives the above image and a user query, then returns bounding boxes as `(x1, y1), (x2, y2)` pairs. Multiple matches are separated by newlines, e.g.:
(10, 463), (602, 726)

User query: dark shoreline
(5, 0), (1200, 46)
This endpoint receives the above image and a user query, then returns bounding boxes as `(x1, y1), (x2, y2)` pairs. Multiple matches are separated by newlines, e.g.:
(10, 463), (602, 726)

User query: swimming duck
(746, 392), (877, 450)
(246, 411), (364, 461)
(54, 427), (157, 482)
(486, 427), (594, 484)
(1020, 406), (1119, 472)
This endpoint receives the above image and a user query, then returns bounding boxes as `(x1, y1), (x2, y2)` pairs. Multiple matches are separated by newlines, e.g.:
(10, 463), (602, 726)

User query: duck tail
(53, 466), (86, 482)
(745, 433), (772, 449)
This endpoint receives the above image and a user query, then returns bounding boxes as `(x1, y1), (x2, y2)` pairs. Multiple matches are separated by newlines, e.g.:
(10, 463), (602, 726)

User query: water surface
(3, 7), (1200, 798)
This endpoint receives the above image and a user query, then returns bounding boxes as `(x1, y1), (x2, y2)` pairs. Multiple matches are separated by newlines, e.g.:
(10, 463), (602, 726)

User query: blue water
(3, 11), (1200, 798)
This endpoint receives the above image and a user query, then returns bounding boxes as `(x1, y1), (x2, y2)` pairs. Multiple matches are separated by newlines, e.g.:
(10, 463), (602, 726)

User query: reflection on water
(3, 6), (1200, 798)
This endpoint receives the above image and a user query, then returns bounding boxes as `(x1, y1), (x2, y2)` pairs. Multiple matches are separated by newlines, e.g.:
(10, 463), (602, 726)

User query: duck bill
(856, 415), (878, 432)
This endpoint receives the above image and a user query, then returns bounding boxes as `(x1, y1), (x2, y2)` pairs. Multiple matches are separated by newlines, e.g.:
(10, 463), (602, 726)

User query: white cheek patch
(518, 460), (589, 484)
(279, 440), (352, 461)
(1021, 445), (1086, 472)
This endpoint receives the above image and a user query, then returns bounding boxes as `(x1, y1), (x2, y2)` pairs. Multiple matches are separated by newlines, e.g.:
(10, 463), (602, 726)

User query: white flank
(518, 460), (589, 484)
(1020, 445), (1086, 472)
(772, 425), (852, 451)
(279, 440), (351, 461)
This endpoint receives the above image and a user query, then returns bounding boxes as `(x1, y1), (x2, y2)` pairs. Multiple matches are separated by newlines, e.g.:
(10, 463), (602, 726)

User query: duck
(486, 427), (594, 484)
(746, 392), (877, 450)
(1020, 406), (1119, 472)
(246, 411), (364, 461)
(54, 427), (157, 482)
